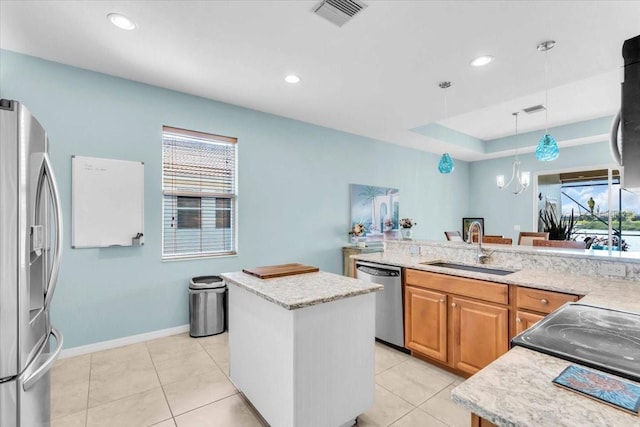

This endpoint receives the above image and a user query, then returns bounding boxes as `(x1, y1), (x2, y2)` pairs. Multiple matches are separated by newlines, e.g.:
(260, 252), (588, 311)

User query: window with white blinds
(162, 126), (237, 259)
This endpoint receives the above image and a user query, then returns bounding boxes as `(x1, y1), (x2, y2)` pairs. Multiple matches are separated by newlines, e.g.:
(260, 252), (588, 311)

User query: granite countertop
(451, 346), (640, 427)
(450, 290), (640, 427)
(220, 270), (382, 310)
(351, 251), (637, 296)
(350, 251), (640, 426)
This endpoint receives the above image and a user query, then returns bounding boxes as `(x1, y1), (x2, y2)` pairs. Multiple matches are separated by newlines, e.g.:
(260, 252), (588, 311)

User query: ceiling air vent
(313, 0), (368, 27)
(523, 104), (547, 114)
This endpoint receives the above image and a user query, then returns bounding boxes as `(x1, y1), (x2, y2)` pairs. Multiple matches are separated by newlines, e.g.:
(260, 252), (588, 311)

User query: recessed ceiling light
(470, 55), (494, 67)
(285, 75), (301, 84)
(107, 13), (137, 31)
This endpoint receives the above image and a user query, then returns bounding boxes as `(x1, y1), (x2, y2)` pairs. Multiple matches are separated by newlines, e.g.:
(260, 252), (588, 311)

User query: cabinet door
(404, 286), (447, 362)
(451, 296), (508, 376)
(515, 310), (545, 335)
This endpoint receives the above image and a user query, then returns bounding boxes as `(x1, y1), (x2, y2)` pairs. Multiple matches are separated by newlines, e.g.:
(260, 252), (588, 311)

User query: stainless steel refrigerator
(0, 99), (63, 426)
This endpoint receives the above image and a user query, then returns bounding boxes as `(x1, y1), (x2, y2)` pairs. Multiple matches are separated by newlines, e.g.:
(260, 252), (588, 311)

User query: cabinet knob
(540, 298), (549, 305)
(516, 318), (522, 323)
(439, 299), (445, 303)
(451, 303), (457, 308)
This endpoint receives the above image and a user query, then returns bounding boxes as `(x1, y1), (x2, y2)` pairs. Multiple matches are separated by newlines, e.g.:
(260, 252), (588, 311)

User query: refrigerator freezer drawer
(0, 327), (61, 427)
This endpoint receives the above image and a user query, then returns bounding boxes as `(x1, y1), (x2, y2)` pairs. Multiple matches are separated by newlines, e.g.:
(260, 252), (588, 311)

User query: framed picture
(350, 184), (400, 242)
(462, 217), (484, 242)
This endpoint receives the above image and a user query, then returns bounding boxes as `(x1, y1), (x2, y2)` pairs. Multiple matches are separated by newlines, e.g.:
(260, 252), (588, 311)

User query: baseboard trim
(59, 324), (190, 359)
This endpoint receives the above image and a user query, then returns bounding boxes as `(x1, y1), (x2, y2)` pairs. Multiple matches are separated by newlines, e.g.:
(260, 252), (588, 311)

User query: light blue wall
(468, 142), (616, 242)
(0, 50), (470, 348)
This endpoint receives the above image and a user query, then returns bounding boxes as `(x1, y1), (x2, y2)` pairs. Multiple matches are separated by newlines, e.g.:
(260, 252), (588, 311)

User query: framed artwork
(350, 184), (400, 242)
(462, 217), (484, 242)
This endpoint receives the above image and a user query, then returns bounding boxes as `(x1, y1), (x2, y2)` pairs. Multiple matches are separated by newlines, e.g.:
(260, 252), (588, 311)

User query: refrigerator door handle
(610, 110), (622, 166)
(22, 327), (63, 391)
(42, 153), (63, 310)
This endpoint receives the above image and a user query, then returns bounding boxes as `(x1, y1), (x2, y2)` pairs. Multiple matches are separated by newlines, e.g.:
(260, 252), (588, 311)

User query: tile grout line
(146, 340), (178, 426)
(85, 353), (93, 427)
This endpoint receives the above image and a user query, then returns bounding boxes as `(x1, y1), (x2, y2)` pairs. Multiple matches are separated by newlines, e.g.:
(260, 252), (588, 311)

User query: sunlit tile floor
(51, 333), (470, 427)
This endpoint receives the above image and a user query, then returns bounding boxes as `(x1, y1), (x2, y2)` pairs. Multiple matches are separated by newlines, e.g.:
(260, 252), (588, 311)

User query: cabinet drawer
(406, 269), (508, 305)
(516, 287), (578, 314)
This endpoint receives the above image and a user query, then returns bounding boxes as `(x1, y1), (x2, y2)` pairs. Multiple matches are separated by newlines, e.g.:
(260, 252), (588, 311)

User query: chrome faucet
(467, 220), (489, 264)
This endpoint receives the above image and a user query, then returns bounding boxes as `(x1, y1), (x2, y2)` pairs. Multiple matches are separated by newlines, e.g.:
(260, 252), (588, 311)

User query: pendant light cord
(544, 48), (549, 133)
(514, 112), (519, 159)
(443, 88), (448, 120)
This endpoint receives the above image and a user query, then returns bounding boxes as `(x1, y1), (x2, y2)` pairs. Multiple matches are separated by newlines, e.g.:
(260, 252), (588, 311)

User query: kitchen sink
(421, 261), (516, 276)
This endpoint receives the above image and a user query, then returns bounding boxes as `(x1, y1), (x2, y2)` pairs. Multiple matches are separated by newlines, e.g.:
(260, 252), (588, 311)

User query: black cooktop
(511, 303), (640, 382)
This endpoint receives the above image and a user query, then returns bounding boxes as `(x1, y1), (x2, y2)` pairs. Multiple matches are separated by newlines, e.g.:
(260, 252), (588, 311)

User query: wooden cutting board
(242, 263), (319, 279)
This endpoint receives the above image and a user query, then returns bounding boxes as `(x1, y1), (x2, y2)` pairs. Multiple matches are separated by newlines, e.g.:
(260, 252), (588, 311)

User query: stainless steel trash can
(189, 276), (226, 337)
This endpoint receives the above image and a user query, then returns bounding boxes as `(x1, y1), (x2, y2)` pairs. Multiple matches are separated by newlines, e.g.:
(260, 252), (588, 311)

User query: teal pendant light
(438, 153), (454, 173)
(536, 134), (559, 161)
(438, 81), (454, 173)
(535, 40), (559, 161)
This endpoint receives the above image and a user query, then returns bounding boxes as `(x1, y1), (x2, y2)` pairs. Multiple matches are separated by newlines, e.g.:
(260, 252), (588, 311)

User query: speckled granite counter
(450, 291), (640, 427)
(220, 270), (382, 310)
(351, 244), (640, 426)
(351, 250), (639, 296)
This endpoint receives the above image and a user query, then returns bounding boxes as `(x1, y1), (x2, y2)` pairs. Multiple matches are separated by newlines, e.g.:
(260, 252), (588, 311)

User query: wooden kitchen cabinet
(342, 246), (383, 277)
(514, 310), (545, 335)
(471, 414), (498, 427)
(404, 286), (448, 362)
(451, 296), (508, 376)
(404, 269), (509, 376)
(512, 286), (579, 337)
(515, 286), (578, 314)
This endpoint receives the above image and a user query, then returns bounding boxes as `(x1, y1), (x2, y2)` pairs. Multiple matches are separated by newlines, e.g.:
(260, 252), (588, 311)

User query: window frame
(532, 163), (640, 252)
(161, 126), (238, 260)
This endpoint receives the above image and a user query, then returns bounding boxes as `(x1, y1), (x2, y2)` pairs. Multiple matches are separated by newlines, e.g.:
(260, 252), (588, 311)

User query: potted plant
(349, 223), (366, 245)
(539, 205), (576, 241)
(399, 218), (416, 240)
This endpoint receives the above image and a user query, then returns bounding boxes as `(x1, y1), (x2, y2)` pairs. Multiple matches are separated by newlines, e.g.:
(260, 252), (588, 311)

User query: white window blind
(162, 126), (237, 259)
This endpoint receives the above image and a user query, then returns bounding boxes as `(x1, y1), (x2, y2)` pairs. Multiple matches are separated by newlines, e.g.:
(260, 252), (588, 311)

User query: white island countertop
(222, 269), (381, 426)
(220, 270), (382, 310)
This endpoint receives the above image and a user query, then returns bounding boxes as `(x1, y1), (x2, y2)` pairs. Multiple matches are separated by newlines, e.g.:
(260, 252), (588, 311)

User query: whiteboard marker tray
(511, 303), (640, 382)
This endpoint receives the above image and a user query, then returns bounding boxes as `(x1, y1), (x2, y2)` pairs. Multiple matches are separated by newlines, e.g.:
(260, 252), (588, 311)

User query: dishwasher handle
(356, 265), (400, 277)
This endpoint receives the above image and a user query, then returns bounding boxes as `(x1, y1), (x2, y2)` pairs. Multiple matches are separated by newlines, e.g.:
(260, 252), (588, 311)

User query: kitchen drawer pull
(540, 298), (549, 304)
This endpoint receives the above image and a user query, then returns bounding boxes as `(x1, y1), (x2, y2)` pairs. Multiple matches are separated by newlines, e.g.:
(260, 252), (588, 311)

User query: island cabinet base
(471, 414), (498, 427)
(228, 285), (376, 427)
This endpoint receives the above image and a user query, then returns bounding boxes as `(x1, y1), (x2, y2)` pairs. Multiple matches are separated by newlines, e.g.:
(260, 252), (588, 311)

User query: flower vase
(401, 228), (412, 240)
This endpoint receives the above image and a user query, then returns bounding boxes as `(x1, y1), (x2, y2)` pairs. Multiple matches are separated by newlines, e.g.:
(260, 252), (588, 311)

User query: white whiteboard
(72, 156), (144, 248)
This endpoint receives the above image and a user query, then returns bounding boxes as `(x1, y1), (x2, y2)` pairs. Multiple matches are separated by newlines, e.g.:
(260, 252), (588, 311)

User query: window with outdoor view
(162, 126), (237, 259)
(537, 168), (640, 252)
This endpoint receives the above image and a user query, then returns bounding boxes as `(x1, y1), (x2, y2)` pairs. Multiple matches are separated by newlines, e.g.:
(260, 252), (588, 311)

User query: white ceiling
(1, 1), (638, 161)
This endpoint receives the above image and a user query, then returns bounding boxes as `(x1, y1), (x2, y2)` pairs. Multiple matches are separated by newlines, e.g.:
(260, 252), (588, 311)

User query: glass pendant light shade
(438, 153), (454, 174)
(535, 133), (559, 161)
(536, 40), (559, 162)
(496, 112), (530, 195)
(436, 81), (454, 174)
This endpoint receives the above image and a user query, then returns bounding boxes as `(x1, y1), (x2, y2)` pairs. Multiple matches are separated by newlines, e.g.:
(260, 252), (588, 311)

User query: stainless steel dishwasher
(355, 261), (406, 350)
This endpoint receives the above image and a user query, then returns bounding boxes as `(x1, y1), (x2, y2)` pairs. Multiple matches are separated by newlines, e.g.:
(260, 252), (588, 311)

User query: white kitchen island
(220, 270), (383, 427)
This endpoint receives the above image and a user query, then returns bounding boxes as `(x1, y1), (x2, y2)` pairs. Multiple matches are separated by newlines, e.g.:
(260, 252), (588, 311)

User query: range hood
(610, 34), (640, 193)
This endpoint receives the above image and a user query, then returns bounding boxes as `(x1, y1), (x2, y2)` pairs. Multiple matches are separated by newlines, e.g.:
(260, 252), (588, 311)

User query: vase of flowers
(349, 223), (366, 244)
(399, 218), (416, 240)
